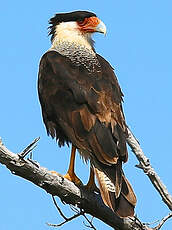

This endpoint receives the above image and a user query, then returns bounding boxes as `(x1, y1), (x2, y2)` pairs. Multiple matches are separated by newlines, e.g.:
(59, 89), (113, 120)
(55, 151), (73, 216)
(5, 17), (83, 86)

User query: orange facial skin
(77, 16), (101, 33)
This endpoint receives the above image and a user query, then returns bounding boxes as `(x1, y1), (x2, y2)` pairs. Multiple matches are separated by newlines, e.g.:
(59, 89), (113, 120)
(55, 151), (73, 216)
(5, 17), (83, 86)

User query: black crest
(48, 11), (96, 42)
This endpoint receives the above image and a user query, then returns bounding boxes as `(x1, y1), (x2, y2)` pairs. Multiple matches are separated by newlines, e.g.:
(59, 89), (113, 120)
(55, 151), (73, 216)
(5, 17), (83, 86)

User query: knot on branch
(135, 163), (155, 176)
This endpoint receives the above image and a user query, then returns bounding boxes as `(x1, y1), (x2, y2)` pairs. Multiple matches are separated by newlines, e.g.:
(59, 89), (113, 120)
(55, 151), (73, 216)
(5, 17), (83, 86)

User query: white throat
(49, 21), (101, 73)
(51, 21), (94, 50)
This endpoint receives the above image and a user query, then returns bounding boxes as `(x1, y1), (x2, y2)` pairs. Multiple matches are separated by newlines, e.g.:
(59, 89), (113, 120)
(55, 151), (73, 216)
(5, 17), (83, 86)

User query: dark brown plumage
(38, 11), (136, 217)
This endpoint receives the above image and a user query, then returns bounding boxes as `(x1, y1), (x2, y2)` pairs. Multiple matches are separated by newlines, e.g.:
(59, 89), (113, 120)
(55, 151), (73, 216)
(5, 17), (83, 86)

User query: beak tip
(96, 20), (107, 36)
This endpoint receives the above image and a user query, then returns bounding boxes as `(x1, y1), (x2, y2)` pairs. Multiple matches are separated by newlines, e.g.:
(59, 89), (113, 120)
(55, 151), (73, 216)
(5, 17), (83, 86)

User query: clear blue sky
(1, 0), (172, 229)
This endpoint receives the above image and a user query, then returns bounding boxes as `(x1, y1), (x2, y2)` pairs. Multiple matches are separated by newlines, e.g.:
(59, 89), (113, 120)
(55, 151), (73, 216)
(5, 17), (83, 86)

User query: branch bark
(0, 130), (171, 229)
(126, 127), (172, 211)
(0, 138), (146, 230)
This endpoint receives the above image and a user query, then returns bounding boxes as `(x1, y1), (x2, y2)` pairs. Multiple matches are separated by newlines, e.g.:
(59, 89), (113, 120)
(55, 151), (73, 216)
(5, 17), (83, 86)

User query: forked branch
(47, 197), (83, 227)
(153, 212), (172, 230)
(47, 196), (97, 229)
(127, 127), (172, 211)
(0, 134), (172, 229)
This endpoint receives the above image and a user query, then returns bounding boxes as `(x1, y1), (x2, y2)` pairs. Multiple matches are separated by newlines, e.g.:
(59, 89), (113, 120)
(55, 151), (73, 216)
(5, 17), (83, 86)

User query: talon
(85, 166), (100, 193)
(63, 145), (83, 186)
(63, 172), (83, 185)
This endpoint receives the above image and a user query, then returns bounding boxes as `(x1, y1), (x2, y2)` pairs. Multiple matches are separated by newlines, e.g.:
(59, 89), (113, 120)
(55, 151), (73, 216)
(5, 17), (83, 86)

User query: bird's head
(48, 11), (106, 49)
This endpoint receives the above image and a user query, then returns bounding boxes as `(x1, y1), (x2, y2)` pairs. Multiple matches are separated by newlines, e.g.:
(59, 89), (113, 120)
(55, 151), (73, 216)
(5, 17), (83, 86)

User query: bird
(38, 10), (136, 217)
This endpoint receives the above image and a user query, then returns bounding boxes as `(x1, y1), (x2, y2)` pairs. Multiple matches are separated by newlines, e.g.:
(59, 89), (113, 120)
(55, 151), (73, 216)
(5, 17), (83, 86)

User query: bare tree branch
(83, 214), (97, 230)
(47, 197), (83, 227)
(52, 195), (69, 221)
(49, 196), (97, 229)
(153, 212), (172, 230)
(126, 127), (172, 211)
(0, 137), (149, 230)
(1, 134), (172, 229)
(18, 137), (40, 159)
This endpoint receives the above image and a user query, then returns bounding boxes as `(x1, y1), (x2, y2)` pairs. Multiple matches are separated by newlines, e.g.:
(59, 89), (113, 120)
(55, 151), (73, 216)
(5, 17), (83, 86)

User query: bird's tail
(94, 164), (136, 217)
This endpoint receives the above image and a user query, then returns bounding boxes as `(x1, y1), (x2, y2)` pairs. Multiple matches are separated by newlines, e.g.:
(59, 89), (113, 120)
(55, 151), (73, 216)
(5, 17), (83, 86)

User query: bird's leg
(63, 145), (82, 185)
(85, 166), (99, 193)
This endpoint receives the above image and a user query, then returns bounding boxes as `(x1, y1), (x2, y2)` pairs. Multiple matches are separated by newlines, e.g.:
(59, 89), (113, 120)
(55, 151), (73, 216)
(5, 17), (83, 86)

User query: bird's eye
(78, 19), (84, 23)
(77, 18), (88, 26)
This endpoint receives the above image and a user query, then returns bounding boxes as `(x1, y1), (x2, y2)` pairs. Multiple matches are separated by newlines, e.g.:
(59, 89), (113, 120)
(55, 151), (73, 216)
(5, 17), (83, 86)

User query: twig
(51, 196), (97, 229)
(83, 215), (97, 230)
(143, 219), (160, 227)
(47, 196), (83, 227)
(153, 212), (172, 230)
(52, 196), (68, 220)
(46, 212), (82, 227)
(128, 216), (150, 230)
(127, 127), (172, 211)
(70, 204), (80, 214)
(69, 205), (97, 230)
(18, 137), (40, 159)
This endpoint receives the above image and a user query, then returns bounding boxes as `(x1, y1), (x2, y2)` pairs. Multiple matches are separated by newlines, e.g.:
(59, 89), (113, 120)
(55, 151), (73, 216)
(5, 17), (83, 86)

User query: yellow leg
(63, 145), (82, 185)
(85, 166), (99, 193)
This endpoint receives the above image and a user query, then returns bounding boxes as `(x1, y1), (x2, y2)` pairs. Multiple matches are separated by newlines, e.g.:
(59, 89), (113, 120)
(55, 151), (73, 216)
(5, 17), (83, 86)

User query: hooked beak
(77, 16), (107, 35)
(95, 20), (107, 35)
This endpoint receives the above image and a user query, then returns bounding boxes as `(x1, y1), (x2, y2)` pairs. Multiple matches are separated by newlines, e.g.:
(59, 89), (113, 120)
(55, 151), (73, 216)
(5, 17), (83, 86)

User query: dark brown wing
(38, 51), (127, 160)
(38, 50), (136, 216)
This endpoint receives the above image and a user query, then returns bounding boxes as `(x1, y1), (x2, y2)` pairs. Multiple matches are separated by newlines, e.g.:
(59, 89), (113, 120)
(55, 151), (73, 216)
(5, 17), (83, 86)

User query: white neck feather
(49, 21), (101, 73)
(51, 21), (94, 51)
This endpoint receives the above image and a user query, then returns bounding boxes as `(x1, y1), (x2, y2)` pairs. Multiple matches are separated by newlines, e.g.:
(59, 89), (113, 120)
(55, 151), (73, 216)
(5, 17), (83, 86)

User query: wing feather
(38, 50), (136, 217)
